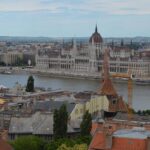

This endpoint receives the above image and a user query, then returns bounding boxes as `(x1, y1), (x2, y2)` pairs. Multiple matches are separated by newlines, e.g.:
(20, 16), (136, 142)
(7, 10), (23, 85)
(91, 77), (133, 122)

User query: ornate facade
(36, 26), (150, 78)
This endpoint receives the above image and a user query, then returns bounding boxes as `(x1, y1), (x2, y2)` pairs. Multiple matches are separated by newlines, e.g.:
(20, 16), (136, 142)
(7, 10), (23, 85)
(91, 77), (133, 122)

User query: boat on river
(1, 71), (12, 74)
(135, 79), (150, 85)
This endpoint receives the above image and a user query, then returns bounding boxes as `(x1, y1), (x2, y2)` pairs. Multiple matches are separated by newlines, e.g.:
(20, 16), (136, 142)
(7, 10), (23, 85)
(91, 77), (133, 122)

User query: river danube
(0, 73), (149, 111)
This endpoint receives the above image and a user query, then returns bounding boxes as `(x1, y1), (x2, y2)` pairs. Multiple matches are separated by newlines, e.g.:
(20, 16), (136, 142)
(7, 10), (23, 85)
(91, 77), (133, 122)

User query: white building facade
(36, 26), (150, 79)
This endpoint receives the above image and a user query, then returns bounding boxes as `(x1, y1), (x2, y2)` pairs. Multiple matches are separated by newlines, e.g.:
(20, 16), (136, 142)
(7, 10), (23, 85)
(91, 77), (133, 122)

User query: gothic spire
(99, 48), (117, 96)
(95, 24), (98, 33)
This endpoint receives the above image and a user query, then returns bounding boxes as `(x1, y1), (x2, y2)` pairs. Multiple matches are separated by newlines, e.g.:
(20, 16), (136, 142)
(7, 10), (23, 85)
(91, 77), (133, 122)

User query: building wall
(86, 95), (109, 114)
(36, 54), (150, 78)
(70, 103), (85, 120)
(23, 53), (35, 66)
(70, 95), (109, 120)
(0, 52), (23, 65)
(112, 137), (147, 150)
(147, 138), (150, 150)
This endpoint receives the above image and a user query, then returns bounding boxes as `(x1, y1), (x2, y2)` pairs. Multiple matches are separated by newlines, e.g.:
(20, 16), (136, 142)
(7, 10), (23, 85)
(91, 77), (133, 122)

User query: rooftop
(33, 100), (75, 114)
(113, 128), (150, 139)
(0, 138), (13, 150)
(113, 112), (150, 123)
(9, 112), (78, 135)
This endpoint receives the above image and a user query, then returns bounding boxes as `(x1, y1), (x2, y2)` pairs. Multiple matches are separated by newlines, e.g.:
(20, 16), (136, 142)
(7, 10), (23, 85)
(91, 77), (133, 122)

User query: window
(112, 99), (117, 104)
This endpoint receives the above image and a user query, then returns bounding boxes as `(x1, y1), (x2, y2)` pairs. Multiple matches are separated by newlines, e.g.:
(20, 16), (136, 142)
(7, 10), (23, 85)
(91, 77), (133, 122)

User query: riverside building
(36, 26), (150, 79)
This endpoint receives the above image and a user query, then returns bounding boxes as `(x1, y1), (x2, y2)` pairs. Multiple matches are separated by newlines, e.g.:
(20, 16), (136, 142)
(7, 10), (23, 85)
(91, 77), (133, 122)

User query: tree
(53, 104), (68, 139)
(73, 144), (87, 150)
(57, 144), (69, 150)
(137, 110), (142, 115)
(53, 109), (59, 139)
(10, 136), (45, 150)
(26, 75), (34, 92)
(45, 136), (91, 150)
(57, 144), (87, 150)
(59, 104), (68, 138)
(80, 111), (92, 136)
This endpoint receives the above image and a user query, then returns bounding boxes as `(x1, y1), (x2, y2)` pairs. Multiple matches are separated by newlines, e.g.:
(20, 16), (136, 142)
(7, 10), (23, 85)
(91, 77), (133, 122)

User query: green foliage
(10, 135), (91, 150)
(75, 136), (92, 146)
(57, 144), (69, 150)
(45, 138), (73, 150)
(73, 144), (87, 150)
(10, 136), (45, 150)
(26, 75), (34, 92)
(53, 104), (68, 139)
(80, 111), (92, 136)
(137, 110), (142, 115)
(57, 144), (87, 150)
(53, 109), (59, 139)
(45, 136), (91, 150)
(136, 109), (150, 116)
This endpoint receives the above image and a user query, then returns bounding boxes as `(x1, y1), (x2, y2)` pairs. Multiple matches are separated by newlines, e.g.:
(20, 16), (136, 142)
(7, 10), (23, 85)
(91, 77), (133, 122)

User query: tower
(71, 38), (77, 58)
(100, 48), (117, 96)
(89, 25), (103, 44)
(98, 48), (127, 113)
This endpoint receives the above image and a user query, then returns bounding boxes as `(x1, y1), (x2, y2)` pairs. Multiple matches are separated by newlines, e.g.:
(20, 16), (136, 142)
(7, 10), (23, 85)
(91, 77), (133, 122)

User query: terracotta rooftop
(0, 138), (13, 150)
(89, 131), (106, 150)
(117, 97), (128, 112)
(74, 92), (93, 100)
(99, 78), (117, 96)
(99, 48), (118, 97)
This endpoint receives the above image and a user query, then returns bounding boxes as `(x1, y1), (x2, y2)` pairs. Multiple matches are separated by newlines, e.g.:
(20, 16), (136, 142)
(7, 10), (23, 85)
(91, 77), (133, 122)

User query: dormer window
(112, 99), (117, 104)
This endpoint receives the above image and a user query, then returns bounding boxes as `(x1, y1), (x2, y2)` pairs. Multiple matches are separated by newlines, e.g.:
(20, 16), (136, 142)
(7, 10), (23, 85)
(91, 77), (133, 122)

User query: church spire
(95, 24), (98, 33)
(99, 48), (117, 96)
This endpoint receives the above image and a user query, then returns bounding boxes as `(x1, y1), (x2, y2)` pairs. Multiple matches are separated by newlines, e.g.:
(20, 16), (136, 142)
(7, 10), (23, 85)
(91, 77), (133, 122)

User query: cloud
(0, 0), (63, 13)
(76, 0), (150, 15)
(0, 0), (150, 15)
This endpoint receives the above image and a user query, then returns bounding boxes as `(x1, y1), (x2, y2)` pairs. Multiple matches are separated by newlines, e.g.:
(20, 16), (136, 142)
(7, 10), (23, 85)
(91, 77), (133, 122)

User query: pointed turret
(99, 48), (117, 96)
(95, 24), (98, 33)
(98, 48), (128, 113)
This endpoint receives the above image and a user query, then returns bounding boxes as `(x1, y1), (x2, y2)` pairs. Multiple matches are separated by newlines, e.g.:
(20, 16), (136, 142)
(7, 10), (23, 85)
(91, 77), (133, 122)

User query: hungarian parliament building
(36, 26), (150, 79)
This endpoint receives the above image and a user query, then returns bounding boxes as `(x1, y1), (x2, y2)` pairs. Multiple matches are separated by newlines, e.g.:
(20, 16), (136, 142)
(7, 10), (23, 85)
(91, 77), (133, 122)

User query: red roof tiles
(89, 132), (106, 150)
(0, 139), (13, 150)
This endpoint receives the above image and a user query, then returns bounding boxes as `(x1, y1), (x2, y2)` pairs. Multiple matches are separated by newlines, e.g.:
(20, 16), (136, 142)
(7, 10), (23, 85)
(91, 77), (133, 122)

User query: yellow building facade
(70, 95), (109, 120)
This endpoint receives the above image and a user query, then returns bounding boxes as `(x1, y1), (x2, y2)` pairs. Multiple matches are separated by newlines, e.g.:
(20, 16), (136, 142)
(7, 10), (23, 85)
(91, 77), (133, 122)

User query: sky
(0, 0), (150, 37)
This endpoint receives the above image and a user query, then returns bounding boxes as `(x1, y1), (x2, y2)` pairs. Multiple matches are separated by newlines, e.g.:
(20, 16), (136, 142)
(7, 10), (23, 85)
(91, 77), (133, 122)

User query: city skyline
(0, 0), (150, 37)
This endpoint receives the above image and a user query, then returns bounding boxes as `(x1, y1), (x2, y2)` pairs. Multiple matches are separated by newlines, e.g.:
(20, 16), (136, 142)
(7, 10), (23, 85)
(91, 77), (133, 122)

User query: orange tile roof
(100, 78), (117, 96)
(117, 97), (128, 112)
(91, 123), (99, 135)
(0, 138), (13, 150)
(91, 123), (103, 135)
(89, 131), (106, 150)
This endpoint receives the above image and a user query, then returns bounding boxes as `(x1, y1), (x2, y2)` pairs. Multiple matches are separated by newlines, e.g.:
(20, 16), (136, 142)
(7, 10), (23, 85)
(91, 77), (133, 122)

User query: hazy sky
(0, 0), (150, 37)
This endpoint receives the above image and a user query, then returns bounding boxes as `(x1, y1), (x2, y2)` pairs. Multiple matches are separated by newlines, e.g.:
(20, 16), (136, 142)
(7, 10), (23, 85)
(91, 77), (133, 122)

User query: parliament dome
(89, 25), (103, 44)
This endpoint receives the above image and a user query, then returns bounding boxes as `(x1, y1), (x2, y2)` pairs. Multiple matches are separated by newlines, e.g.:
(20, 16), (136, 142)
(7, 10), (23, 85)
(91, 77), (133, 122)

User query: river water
(0, 73), (149, 111)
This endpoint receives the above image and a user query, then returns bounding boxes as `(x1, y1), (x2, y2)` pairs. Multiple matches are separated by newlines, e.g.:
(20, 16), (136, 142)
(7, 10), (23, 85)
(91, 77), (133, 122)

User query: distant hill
(0, 36), (150, 43)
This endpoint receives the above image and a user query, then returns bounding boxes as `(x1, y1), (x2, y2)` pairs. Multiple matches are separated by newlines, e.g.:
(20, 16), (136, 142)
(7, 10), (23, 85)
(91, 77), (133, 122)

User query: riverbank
(0, 67), (101, 80)
(0, 67), (150, 85)
(0, 71), (149, 111)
